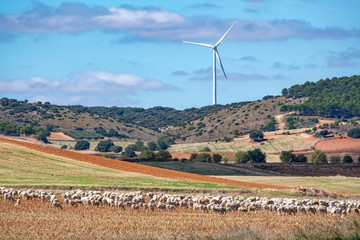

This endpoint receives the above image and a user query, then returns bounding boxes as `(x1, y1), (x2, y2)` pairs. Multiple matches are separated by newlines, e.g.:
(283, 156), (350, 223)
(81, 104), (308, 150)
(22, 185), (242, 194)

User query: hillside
(0, 75), (359, 143)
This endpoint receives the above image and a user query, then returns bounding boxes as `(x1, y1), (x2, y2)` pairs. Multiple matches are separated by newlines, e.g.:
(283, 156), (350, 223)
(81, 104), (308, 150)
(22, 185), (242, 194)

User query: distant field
(0, 142), (237, 190)
(215, 176), (360, 195)
(169, 131), (318, 162)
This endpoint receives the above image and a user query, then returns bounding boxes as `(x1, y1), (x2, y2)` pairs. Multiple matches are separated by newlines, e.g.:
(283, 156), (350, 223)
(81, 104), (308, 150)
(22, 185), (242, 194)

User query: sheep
(4, 193), (15, 202)
(52, 201), (63, 210)
(14, 199), (21, 207)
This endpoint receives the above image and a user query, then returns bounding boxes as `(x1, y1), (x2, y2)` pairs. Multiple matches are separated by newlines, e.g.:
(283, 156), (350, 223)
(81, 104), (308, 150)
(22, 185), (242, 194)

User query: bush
(329, 156), (341, 164)
(110, 145), (122, 153)
(95, 140), (114, 152)
(74, 140), (90, 150)
(212, 153), (222, 164)
(347, 128), (360, 139)
(61, 145), (67, 149)
(200, 147), (211, 152)
(36, 133), (49, 143)
(147, 141), (157, 151)
(157, 135), (173, 150)
(189, 153), (198, 161)
(133, 140), (146, 151)
(308, 150), (327, 164)
(342, 155), (353, 163)
(194, 153), (212, 163)
(249, 130), (264, 142)
(102, 153), (116, 159)
(235, 151), (251, 163)
(295, 154), (307, 163)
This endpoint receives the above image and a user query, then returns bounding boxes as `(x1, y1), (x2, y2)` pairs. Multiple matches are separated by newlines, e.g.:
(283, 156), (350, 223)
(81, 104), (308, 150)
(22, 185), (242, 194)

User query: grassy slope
(0, 142), (237, 190)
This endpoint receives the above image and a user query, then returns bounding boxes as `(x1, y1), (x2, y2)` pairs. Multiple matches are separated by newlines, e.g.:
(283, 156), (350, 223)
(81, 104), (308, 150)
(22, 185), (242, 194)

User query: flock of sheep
(2, 186), (360, 217)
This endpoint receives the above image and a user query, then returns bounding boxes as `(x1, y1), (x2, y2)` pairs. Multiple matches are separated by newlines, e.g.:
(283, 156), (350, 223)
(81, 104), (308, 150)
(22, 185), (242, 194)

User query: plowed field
(316, 138), (360, 153)
(0, 137), (290, 190)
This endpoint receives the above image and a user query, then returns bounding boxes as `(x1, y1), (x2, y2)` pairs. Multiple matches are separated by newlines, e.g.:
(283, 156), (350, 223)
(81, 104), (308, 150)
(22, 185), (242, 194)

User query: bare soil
(315, 138), (360, 153)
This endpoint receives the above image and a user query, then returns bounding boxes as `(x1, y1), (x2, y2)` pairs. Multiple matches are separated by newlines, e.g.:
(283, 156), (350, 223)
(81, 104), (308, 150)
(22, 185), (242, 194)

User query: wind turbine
(183, 21), (237, 105)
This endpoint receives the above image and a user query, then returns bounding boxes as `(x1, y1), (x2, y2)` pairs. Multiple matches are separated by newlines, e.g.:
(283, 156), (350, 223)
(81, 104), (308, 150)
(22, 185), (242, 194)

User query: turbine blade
(215, 21), (237, 47)
(215, 50), (227, 79)
(182, 41), (213, 48)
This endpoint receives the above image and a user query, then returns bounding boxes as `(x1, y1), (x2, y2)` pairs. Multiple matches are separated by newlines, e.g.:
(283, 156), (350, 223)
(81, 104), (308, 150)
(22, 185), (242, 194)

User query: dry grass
(214, 176), (360, 195)
(316, 138), (360, 153)
(2, 199), (359, 240)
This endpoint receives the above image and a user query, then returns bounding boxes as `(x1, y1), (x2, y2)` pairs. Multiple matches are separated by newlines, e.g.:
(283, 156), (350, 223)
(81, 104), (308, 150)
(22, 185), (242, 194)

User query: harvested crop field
(1, 199), (359, 240)
(0, 137), (289, 190)
(48, 132), (75, 141)
(316, 138), (360, 153)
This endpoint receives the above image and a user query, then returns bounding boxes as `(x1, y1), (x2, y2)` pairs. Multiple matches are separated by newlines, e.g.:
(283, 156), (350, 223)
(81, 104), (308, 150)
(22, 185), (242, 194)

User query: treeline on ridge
(281, 75), (360, 118)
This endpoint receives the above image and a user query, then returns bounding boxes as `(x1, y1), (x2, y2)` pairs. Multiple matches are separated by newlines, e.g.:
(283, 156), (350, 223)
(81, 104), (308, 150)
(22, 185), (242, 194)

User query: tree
(200, 146), (211, 152)
(235, 151), (251, 163)
(194, 153), (212, 163)
(36, 133), (49, 143)
(247, 148), (266, 163)
(157, 135), (173, 150)
(308, 150), (327, 164)
(342, 155), (353, 163)
(95, 140), (114, 152)
(280, 151), (296, 163)
(147, 141), (157, 151)
(156, 150), (172, 161)
(74, 140), (90, 150)
(347, 128), (360, 139)
(102, 153), (116, 159)
(189, 153), (198, 161)
(110, 145), (122, 153)
(133, 140), (146, 151)
(249, 130), (264, 142)
(139, 150), (156, 160)
(295, 154), (307, 163)
(232, 129), (240, 136)
(212, 153), (222, 164)
(122, 145), (136, 158)
(281, 88), (288, 97)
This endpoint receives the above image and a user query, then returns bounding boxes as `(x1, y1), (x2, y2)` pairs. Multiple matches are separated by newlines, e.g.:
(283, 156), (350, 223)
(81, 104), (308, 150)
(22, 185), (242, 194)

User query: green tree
(147, 141), (157, 151)
(235, 151), (251, 163)
(102, 153), (116, 159)
(74, 140), (90, 150)
(329, 156), (341, 164)
(157, 135), (173, 150)
(95, 140), (114, 152)
(232, 129), (240, 136)
(249, 129), (264, 142)
(110, 145), (122, 153)
(281, 88), (288, 97)
(212, 153), (222, 164)
(347, 128), (360, 139)
(247, 148), (266, 163)
(308, 150), (327, 164)
(139, 150), (156, 160)
(280, 151), (296, 163)
(342, 155), (353, 163)
(189, 153), (198, 161)
(156, 150), (172, 161)
(36, 133), (49, 143)
(194, 153), (212, 163)
(200, 146), (211, 152)
(133, 140), (146, 151)
(295, 154), (307, 163)
(122, 145), (137, 158)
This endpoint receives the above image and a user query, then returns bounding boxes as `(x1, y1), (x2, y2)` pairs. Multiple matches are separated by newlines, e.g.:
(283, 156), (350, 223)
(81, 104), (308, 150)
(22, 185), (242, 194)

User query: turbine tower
(183, 21), (237, 105)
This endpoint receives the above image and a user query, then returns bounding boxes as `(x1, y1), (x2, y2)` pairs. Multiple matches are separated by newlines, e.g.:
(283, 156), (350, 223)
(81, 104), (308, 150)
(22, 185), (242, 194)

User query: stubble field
(1, 198), (359, 240)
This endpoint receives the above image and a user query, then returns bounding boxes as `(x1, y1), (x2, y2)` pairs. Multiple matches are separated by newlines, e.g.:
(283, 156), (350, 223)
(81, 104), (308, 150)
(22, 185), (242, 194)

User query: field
(316, 138), (360, 153)
(1, 198), (360, 240)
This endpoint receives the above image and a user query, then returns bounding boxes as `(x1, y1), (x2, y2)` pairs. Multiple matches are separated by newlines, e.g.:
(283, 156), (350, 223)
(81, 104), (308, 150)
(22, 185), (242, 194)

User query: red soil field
(48, 132), (75, 141)
(315, 138), (360, 153)
(0, 137), (290, 190)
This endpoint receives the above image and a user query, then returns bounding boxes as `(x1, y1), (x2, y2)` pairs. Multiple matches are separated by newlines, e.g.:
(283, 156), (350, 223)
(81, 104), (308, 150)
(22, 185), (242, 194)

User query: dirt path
(275, 112), (294, 131)
(0, 136), (291, 190)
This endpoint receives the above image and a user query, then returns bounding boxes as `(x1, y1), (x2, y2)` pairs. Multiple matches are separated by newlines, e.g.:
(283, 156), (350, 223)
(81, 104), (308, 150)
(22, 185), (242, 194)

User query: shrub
(342, 155), (353, 163)
(308, 150), (327, 164)
(133, 140), (146, 151)
(74, 140), (90, 150)
(189, 153), (198, 161)
(157, 135), (173, 150)
(347, 128), (360, 139)
(200, 147), (211, 152)
(36, 133), (49, 143)
(61, 145), (67, 149)
(95, 140), (114, 152)
(329, 156), (341, 164)
(212, 153), (222, 164)
(102, 153), (116, 159)
(295, 154), (307, 163)
(147, 141), (157, 151)
(235, 151), (251, 163)
(110, 145), (122, 153)
(194, 153), (212, 163)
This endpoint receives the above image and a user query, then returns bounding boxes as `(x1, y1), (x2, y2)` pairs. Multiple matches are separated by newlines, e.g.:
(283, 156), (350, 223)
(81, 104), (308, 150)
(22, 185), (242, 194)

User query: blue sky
(0, 0), (359, 109)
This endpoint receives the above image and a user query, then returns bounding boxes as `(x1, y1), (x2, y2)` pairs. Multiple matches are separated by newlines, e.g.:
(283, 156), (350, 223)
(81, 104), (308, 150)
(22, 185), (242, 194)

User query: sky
(0, 0), (359, 109)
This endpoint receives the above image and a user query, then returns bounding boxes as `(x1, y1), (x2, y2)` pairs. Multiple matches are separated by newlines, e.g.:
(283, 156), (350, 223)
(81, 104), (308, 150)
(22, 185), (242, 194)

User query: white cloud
(0, 70), (173, 94)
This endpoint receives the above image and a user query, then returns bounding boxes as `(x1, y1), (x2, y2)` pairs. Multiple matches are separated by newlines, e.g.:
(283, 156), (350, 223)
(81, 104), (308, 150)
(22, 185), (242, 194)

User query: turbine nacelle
(183, 21), (237, 105)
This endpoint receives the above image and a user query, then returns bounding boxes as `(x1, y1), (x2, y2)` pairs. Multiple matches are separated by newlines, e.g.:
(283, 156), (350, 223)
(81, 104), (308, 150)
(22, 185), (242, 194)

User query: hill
(0, 75), (359, 143)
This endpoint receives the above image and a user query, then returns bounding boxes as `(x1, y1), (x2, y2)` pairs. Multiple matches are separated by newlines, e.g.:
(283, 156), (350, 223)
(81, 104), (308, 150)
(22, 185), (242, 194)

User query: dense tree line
(281, 75), (360, 118)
